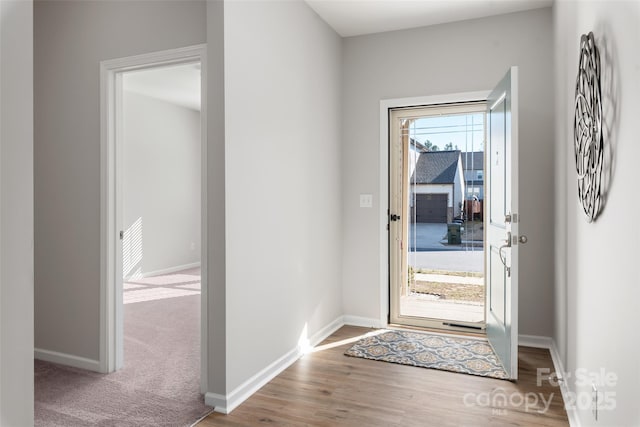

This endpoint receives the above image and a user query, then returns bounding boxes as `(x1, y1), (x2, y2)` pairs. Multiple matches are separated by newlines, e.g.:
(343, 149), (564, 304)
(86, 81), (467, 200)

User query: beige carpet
(35, 269), (211, 426)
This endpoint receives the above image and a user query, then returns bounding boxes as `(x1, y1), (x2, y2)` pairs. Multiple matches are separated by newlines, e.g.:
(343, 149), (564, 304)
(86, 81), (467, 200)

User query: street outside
(403, 222), (485, 323)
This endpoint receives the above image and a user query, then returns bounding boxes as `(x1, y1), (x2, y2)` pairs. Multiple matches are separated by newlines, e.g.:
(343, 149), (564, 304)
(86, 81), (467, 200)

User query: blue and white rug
(344, 329), (508, 380)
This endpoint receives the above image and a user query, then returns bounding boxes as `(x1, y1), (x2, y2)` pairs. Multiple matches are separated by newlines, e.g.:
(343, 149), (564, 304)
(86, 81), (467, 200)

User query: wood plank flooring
(198, 326), (569, 427)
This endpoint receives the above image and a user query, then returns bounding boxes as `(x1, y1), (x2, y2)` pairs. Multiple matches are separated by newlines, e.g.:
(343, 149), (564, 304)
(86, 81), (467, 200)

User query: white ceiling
(123, 62), (201, 111)
(305, 0), (553, 37)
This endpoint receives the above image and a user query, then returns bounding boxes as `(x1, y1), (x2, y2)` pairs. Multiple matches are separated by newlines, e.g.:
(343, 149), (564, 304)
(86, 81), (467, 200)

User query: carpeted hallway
(35, 268), (211, 426)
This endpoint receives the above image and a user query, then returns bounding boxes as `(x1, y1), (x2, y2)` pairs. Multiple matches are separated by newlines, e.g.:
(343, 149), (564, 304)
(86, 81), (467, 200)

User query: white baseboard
(342, 315), (386, 329)
(215, 346), (301, 414)
(518, 335), (579, 427)
(519, 334), (554, 349)
(307, 316), (345, 350)
(204, 392), (229, 414)
(125, 262), (201, 281)
(35, 348), (101, 372)
(548, 340), (580, 427)
(205, 315), (346, 414)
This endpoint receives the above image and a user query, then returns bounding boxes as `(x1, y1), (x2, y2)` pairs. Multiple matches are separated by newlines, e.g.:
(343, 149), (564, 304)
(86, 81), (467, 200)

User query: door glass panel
(489, 98), (506, 226)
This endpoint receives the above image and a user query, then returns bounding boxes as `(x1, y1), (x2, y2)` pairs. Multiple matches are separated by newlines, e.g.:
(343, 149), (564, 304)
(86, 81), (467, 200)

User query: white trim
(204, 393), (228, 413)
(35, 348), (101, 372)
(517, 335), (579, 427)
(205, 316), (345, 414)
(379, 91), (490, 329)
(547, 342), (566, 385)
(549, 342), (580, 427)
(208, 346), (299, 414)
(302, 316), (345, 353)
(100, 58), (115, 374)
(198, 45), (209, 395)
(99, 45), (208, 389)
(123, 262), (201, 281)
(519, 334), (553, 349)
(343, 315), (386, 329)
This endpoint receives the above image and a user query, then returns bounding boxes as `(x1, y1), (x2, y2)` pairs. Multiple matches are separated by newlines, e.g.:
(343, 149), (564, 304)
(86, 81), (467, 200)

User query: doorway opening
(119, 61), (202, 392)
(100, 45), (208, 392)
(389, 102), (487, 331)
(383, 68), (519, 378)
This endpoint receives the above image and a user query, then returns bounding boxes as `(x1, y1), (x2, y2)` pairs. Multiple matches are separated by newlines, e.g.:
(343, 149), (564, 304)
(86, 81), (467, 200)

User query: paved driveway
(408, 223), (447, 251)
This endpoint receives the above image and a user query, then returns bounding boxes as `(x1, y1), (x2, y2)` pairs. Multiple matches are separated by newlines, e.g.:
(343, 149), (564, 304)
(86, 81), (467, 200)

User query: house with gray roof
(461, 151), (484, 200)
(409, 150), (465, 223)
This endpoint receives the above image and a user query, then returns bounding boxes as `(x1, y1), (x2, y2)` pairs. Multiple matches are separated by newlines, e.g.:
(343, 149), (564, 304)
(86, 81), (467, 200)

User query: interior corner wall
(554, 1), (640, 425)
(341, 8), (555, 337)
(0, 0), (34, 425)
(205, 0), (226, 399)
(34, 0), (206, 363)
(224, 0), (343, 392)
(122, 91), (201, 278)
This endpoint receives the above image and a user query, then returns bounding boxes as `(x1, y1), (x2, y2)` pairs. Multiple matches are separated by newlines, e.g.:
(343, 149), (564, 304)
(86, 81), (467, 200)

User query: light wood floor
(198, 326), (569, 427)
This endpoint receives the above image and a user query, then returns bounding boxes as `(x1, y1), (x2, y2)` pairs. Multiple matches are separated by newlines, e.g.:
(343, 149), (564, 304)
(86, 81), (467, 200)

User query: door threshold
(388, 322), (486, 338)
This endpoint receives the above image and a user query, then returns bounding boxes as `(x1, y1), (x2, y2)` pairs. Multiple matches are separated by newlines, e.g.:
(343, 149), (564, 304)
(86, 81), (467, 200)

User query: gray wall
(0, 0), (34, 425)
(223, 0), (343, 393)
(341, 8), (555, 337)
(34, 0), (206, 362)
(554, 1), (640, 425)
(122, 91), (201, 277)
(205, 0), (226, 400)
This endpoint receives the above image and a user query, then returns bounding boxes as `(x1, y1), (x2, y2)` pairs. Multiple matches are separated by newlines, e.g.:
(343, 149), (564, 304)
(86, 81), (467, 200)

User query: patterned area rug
(344, 329), (508, 380)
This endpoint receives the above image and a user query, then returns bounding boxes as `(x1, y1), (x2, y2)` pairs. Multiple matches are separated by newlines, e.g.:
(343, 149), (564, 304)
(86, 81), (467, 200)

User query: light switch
(360, 194), (373, 208)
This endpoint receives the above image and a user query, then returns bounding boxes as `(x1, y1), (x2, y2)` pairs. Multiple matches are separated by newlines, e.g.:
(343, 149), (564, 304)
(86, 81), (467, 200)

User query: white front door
(485, 66), (521, 380)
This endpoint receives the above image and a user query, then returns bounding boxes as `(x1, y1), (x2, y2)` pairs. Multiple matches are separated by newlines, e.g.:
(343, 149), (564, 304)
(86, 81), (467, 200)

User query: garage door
(415, 194), (448, 223)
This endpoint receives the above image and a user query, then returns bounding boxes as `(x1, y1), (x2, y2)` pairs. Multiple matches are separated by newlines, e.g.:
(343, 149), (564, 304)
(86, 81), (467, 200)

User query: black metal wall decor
(574, 32), (604, 222)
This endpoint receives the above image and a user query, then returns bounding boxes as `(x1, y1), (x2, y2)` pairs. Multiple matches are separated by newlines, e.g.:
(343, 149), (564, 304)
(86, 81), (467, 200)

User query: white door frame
(99, 44), (208, 392)
(379, 91), (489, 328)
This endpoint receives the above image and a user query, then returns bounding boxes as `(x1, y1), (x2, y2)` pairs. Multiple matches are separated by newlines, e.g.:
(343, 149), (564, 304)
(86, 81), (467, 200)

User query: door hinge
(119, 230), (124, 240)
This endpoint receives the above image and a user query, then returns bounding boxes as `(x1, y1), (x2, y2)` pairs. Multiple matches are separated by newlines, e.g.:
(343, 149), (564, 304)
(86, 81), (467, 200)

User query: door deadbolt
(505, 212), (518, 224)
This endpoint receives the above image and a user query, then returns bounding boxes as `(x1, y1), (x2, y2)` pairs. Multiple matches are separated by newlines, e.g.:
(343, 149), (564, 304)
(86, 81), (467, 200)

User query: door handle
(390, 214), (401, 222)
(498, 232), (525, 277)
(499, 231), (512, 277)
(499, 244), (511, 277)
